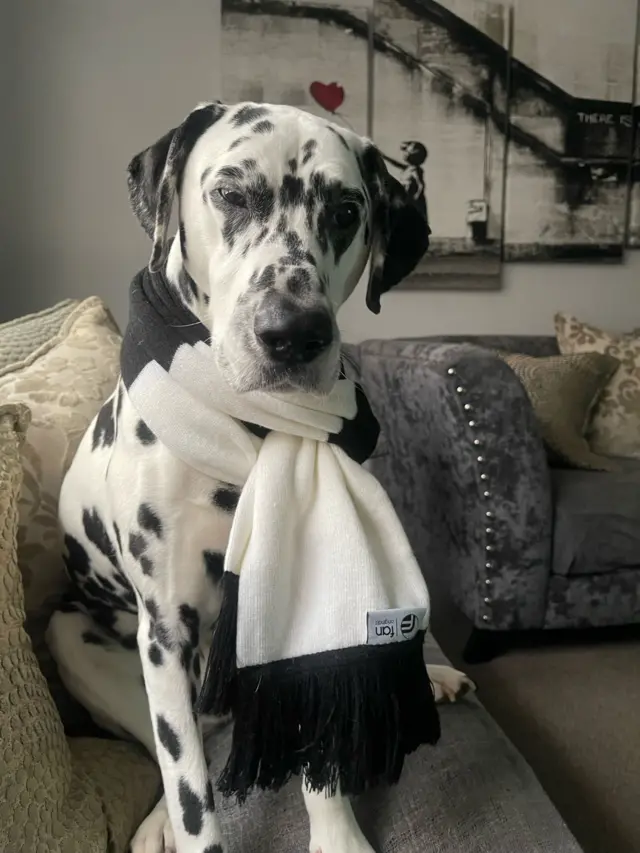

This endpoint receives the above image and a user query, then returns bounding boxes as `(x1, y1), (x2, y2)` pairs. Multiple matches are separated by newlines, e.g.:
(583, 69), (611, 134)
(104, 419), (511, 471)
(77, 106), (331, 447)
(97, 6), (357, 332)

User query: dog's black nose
(254, 299), (333, 365)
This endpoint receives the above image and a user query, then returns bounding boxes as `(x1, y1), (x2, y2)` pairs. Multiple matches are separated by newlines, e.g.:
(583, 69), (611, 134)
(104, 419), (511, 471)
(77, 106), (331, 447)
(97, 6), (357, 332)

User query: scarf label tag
(367, 608), (426, 645)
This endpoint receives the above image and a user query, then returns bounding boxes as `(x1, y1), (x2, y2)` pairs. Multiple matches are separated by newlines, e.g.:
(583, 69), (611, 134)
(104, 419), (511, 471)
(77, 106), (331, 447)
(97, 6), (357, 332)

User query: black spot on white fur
(302, 139), (317, 165)
(138, 503), (163, 537)
(180, 604), (200, 651)
(203, 550), (224, 583)
(157, 714), (182, 761)
(179, 220), (187, 259)
(136, 419), (156, 445)
(178, 778), (204, 835)
(128, 532), (147, 560)
(232, 105), (269, 127)
(204, 780), (215, 812)
(202, 846), (223, 853)
(253, 119), (274, 134)
(148, 643), (163, 665)
(82, 508), (118, 568)
(63, 534), (91, 577)
(92, 397), (116, 450)
(139, 556), (154, 575)
(112, 522), (122, 554)
(211, 485), (240, 513)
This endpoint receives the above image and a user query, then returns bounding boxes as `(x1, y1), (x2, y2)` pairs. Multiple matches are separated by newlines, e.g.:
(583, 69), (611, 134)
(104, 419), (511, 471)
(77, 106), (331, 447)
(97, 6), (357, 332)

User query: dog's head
(127, 101), (429, 393)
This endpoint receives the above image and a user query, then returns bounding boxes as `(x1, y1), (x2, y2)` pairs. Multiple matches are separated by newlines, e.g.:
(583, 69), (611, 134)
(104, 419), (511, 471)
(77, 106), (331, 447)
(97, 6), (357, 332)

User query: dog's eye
(218, 188), (247, 208)
(332, 202), (359, 229)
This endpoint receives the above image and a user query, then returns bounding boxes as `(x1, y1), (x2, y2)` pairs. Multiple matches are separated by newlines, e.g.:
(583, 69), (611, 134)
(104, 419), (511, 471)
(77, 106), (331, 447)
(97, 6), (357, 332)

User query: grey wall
(2, 0), (639, 339)
(1, 0), (220, 327)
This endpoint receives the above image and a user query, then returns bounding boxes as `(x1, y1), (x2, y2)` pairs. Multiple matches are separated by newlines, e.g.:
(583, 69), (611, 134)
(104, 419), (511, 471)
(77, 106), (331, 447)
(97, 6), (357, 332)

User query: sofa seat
(552, 461), (640, 577)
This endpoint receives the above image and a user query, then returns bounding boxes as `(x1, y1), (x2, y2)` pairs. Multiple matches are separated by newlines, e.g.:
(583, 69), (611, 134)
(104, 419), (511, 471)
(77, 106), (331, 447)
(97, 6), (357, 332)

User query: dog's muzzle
(254, 292), (333, 366)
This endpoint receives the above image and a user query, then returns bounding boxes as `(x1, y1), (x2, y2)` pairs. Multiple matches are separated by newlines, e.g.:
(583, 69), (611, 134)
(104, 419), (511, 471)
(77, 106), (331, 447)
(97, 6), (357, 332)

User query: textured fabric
(121, 269), (437, 798)
(0, 297), (121, 730)
(544, 570), (640, 629)
(203, 634), (583, 853)
(555, 313), (640, 460)
(357, 339), (553, 632)
(0, 404), (160, 853)
(499, 352), (620, 472)
(551, 464), (640, 577)
(352, 335), (640, 634)
(0, 299), (78, 371)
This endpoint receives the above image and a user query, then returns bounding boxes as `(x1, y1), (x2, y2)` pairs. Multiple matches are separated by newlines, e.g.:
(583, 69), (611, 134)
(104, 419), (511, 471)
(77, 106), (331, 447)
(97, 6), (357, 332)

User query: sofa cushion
(0, 297), (121, 729)
(555, 312), (640, 461)
(0, 404), (159, 853)
(206, 634), (583, 852)
(0, 299), (79, 371)
(552, 461), (640, 576)
(499, 351), (619, 472)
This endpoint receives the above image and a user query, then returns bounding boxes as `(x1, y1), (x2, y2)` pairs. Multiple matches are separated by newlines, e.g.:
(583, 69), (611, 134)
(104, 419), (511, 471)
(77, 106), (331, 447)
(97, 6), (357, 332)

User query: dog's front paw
(427, 664), (476, 703)
(130, 797), (176, 853)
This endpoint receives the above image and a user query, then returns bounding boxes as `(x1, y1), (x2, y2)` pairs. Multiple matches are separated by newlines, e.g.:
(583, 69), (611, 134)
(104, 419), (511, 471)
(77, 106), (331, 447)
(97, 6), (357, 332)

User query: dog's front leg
(303, 779), (375, 853)
(137, 603), (224, 853)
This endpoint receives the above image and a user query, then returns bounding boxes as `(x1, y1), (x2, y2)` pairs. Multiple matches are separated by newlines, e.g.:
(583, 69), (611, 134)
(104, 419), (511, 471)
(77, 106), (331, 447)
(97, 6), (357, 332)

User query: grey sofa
(351, 336), (640, 663)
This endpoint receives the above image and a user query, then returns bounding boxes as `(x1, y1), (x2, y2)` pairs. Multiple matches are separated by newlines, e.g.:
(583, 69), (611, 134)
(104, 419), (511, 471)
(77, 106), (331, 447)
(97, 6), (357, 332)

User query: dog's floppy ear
(127, 101), (226, 272)
(361, 145), (430, 314)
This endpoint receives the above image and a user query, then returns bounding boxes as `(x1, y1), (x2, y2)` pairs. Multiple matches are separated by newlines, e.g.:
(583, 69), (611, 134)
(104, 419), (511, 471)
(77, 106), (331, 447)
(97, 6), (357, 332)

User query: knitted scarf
(121, 268), (440, 801)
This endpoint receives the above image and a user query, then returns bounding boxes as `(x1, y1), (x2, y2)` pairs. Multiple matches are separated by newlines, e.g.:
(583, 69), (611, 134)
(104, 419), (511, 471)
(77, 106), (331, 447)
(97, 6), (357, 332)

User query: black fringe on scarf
(199, 608), (440, 802)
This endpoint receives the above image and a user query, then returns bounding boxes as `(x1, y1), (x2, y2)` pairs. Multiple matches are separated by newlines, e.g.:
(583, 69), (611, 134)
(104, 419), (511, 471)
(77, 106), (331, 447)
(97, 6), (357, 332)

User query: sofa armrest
(357, 340), (553, 631)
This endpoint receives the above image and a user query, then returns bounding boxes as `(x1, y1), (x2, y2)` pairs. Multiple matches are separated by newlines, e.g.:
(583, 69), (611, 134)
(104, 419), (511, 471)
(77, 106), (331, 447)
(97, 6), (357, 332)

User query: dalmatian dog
(46, 102), (474, 853)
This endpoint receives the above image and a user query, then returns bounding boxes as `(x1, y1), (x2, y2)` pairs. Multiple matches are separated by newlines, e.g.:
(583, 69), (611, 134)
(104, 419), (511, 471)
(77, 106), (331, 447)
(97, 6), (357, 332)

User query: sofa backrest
(378, 335), (559, 357)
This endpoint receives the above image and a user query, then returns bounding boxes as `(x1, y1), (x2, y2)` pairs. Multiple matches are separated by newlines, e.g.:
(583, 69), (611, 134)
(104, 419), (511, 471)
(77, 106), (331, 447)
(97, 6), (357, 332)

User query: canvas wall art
(220, 0), (372, 138)
(218, 0), (640, 282)
(371, 0), (511, 289)
(504, 0), (638, 261)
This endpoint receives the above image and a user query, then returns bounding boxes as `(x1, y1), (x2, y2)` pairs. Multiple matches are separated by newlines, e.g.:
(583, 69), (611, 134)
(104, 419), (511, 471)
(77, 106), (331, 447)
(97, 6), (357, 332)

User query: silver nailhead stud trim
(486, 544), (495, 552)
(483, 597), (491, 604)
(477, 455), (485, 463)
(480, 473), (489, 481)
(468, 420), (476, 427)
(447, 367), (456, 375)
(485, 561), (494, 570)
(482, 614), (490, 622)
(456, 386), (465, 394)
(483, 490), (491, 498)
(486, 511), (495, 518)
(485, 578), (493, 585)
(473, 438), (482, 446)
(486, 527), (494, 535)
(464, 403), (473, 411)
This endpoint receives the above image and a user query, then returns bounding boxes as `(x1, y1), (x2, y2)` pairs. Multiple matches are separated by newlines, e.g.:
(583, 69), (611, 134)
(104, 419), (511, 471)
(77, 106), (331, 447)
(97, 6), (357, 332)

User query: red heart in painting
(310, 81), (345, 113)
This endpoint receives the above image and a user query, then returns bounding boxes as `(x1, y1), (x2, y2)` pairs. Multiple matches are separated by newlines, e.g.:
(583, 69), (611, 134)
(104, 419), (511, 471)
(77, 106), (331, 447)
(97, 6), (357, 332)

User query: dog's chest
(60, 381), (241, 628)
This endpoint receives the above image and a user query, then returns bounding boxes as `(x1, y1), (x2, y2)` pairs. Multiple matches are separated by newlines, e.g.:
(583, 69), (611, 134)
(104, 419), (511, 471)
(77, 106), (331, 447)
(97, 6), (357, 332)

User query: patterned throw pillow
(0, 299), (79, 372)
(0, 404), (158, 853)
(555, 313), (640, 460)
(0, 297), (121, 724)
(499, 351), (620, 471)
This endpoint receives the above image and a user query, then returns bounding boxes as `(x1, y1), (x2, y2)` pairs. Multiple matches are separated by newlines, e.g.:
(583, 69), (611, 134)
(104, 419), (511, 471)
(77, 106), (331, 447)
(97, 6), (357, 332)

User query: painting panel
(372, 0), (512, 289)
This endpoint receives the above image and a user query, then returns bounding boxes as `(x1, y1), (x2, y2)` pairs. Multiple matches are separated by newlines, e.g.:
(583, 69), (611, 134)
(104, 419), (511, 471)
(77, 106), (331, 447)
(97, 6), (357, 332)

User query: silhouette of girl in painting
(382, 141), (429, 228)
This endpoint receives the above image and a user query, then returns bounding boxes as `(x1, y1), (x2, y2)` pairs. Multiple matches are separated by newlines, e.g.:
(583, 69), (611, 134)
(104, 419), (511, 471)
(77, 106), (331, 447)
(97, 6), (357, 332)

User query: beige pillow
(500, 351), (620, 471)
(0, 403), (159, 853)
(555, 313), (640, 460)
(0, 297), (121, 713)
(0, 299), (79, 371)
